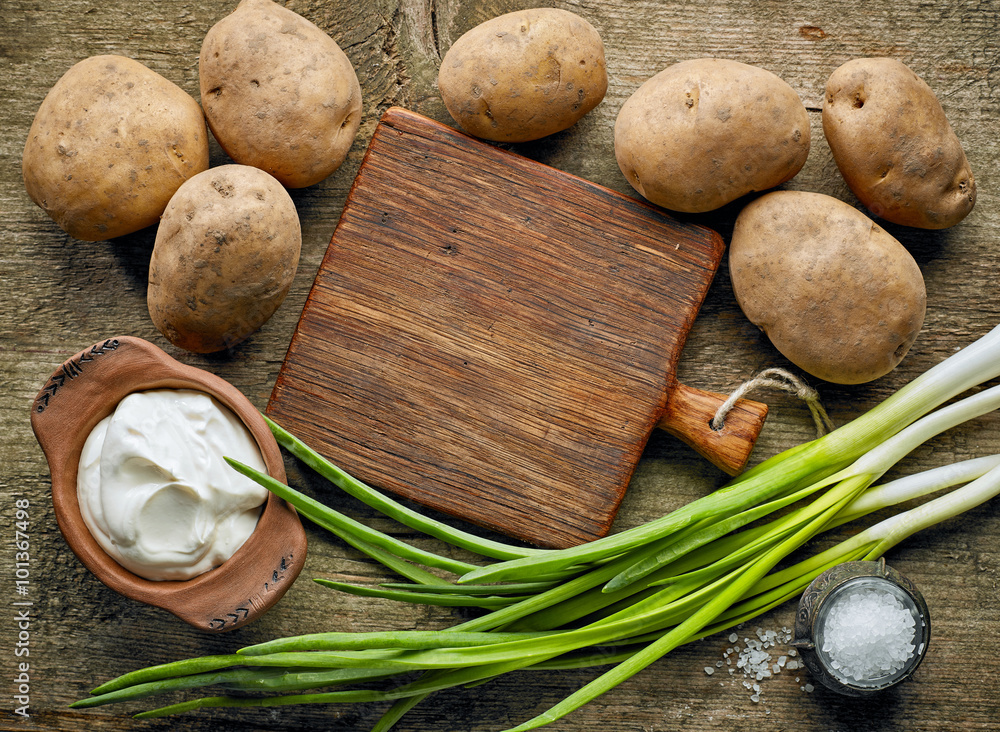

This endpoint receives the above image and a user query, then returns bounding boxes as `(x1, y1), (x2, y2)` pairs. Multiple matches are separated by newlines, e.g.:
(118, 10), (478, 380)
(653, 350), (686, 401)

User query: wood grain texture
(268, 107), (735, 548)
(2, 1), (999, 731)
(658, 382), (769, 475)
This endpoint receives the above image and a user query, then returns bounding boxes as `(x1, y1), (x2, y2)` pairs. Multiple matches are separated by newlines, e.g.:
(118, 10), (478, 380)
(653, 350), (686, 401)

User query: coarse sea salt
(818, 586), (917, 683)
(705, 625), (808, 705)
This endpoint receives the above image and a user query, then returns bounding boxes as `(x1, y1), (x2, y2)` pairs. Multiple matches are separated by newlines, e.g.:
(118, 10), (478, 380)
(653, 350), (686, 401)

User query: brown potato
(147, 165), (301, 354)
(22, 55), (209, 241)
(823, 57), (976, 229)
(615, 58), (810, 213)
(438, 8), (608, 143)
(729, 191), (926, 385)
(199, 0), (362, 188)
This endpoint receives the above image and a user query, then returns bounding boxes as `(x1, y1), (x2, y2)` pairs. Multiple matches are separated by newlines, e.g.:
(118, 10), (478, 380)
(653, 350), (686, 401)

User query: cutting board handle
(658, 383), (768, 475)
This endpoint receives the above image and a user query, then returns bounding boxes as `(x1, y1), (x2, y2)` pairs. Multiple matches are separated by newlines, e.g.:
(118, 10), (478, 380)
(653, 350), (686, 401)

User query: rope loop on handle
(711, 367), (835, 438)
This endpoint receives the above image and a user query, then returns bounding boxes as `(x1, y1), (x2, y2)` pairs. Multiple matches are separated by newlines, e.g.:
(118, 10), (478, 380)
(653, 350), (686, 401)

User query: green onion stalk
(73, 324), (1000, 729)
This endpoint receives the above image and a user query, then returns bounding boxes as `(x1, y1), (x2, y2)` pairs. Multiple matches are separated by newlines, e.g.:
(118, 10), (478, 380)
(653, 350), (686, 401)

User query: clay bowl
(30, 336), (307, 633)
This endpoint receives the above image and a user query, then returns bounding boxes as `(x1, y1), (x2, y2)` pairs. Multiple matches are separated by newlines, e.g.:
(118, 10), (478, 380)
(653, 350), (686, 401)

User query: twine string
(712, 367), (835, 438)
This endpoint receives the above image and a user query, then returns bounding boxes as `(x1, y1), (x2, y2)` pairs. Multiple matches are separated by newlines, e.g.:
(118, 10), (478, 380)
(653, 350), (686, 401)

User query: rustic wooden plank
(267, 107), (740, 548)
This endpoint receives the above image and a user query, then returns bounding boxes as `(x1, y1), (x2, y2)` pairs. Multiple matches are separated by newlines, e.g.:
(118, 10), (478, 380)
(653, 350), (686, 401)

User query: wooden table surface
(3, 1), (999, 730)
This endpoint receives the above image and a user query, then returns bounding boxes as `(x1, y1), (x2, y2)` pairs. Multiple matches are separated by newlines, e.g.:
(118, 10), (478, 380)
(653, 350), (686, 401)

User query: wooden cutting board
(267, 107), (767, 549)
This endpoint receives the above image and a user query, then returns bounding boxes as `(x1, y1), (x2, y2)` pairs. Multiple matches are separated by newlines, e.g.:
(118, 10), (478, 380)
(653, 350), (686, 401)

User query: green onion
(224, 459), (479, 577)
(312, 578), (532, 608)
(604, 380), (1000, 593)
(264, 415), (541, 562)
(73, 324), (1000, 730)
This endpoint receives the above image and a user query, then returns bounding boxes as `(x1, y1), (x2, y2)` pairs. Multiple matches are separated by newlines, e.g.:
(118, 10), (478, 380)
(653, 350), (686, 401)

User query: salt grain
(818, 586), (917, 683)
(707, 624), (804, 706)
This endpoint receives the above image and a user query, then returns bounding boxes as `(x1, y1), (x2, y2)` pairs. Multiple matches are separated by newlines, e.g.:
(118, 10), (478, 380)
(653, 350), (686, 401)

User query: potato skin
(823, 58), (976, 229)
(729, 191), (926, 385)
(22, 55), (209, 241)
(615, 59), (810, 213)
(148, 165), (301, 354)
(438, 8), (608, 143)
(199, 0), (362, 188)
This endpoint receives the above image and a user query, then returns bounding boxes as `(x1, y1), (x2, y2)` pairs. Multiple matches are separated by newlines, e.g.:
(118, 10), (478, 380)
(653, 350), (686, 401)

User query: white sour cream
(77, 389), (270, 581)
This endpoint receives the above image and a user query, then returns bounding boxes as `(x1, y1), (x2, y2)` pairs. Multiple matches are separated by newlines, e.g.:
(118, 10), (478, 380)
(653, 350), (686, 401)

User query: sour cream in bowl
(76, 388), (271, 581)
(30, 336), (307, 632)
